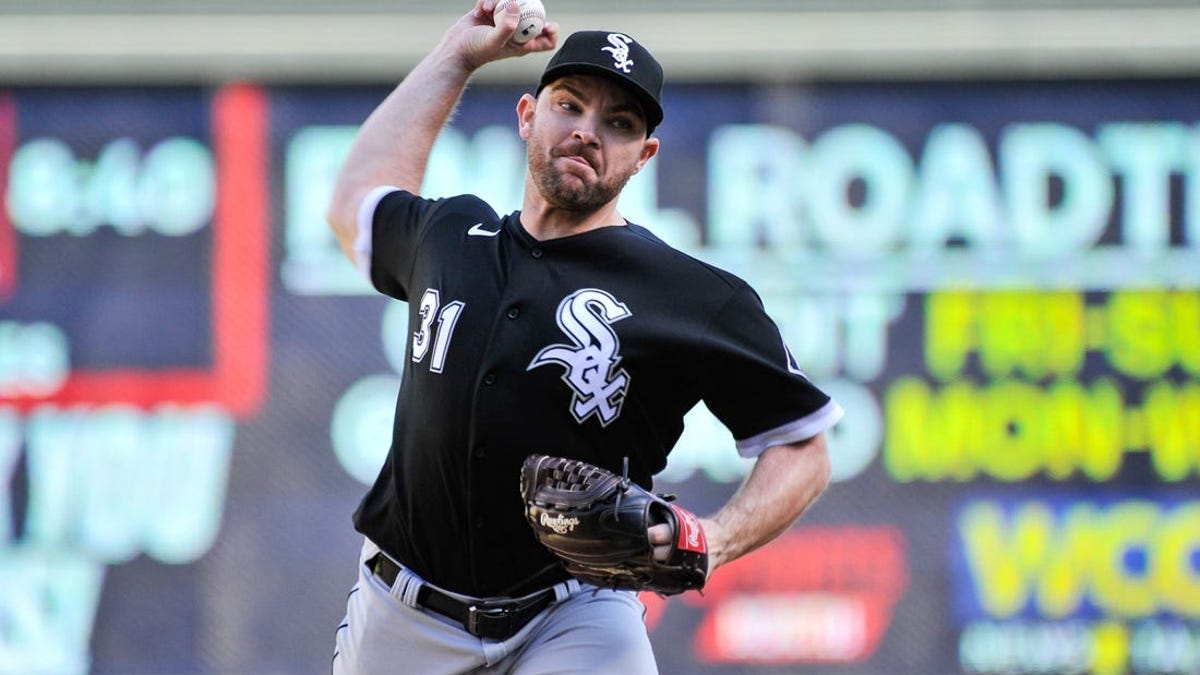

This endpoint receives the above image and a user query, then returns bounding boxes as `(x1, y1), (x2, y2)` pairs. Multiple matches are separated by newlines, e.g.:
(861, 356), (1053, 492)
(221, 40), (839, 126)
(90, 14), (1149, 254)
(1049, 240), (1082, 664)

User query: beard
(527, 138), (637, 214)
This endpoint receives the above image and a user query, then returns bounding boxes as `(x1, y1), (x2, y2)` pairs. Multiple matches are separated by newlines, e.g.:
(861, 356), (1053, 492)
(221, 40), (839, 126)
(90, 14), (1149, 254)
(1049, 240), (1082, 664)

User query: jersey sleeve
(697, 284), (844, 458)
(360, 188), (503, 302)
(358, 188), (446, 302)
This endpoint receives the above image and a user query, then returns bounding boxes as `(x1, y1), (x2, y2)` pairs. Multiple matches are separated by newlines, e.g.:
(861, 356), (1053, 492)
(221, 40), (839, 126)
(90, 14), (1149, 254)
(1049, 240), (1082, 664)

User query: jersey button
(482, 373), (497, 385)
(473, 517), (486, 529)
(506, 306), (520, 319)
(473, 446), (486, 458)
(530, 248), (543, 259)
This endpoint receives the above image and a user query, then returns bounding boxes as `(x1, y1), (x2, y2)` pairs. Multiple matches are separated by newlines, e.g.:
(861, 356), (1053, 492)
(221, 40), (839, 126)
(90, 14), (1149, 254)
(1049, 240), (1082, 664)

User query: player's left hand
(648, 523), (672, 562)
(651, 519), (720, 578)
(523, 454), (709, 595)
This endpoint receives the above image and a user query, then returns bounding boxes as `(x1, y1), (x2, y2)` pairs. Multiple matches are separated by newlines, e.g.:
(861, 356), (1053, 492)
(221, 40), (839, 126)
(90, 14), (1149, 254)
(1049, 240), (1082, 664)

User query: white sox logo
(602, 33), (635, 73)
(528, 288), (632, 426)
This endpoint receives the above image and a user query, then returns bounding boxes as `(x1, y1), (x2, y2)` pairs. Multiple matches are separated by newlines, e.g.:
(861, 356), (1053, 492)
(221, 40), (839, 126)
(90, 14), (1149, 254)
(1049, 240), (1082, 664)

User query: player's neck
(519, 198), (626, 241)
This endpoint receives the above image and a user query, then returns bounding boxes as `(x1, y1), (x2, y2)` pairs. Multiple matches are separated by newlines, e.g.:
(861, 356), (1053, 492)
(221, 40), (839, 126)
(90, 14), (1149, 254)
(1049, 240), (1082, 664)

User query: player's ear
(633, 137), (659, 173)
(516, 93), (537, 140)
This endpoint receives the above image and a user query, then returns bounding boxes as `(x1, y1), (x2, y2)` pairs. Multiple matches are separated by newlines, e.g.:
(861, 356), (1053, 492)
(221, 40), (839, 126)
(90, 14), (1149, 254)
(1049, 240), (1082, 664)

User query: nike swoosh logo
(467, 222), (502, 237)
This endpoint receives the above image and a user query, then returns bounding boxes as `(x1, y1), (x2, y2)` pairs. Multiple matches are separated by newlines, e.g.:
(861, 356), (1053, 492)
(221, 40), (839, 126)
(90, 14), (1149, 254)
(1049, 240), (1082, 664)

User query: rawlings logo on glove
(540, 513), (580, 534)
(672, 504), (706, 552)
(520, 453), (709, 595)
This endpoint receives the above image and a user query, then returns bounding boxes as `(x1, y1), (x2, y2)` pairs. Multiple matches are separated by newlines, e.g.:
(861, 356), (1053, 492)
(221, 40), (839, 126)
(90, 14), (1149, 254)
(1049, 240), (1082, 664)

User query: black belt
(370, 553), (555, 641)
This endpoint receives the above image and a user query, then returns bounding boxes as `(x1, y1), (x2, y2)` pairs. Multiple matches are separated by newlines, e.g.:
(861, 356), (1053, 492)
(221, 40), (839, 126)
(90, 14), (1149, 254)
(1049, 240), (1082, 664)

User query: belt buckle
(467, 603), (514, 640)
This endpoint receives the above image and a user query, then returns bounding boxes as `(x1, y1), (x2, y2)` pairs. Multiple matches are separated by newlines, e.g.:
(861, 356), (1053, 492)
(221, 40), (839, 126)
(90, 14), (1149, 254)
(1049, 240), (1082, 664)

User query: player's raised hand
(449, 0), (559, 71)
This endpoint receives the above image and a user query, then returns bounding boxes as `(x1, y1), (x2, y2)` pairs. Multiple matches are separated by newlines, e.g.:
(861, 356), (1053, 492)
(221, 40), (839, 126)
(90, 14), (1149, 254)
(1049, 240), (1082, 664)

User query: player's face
(519, 75), (659, 213)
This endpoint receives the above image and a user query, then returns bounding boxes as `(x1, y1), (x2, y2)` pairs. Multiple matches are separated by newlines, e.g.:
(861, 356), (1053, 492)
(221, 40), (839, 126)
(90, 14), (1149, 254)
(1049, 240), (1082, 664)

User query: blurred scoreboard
(1, 77), (1198, 674)
(0, 86), (267, 414)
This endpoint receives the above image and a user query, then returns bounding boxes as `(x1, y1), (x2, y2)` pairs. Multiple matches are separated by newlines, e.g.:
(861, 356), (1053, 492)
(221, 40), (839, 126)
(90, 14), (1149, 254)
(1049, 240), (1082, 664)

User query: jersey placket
(463, 236), (550, 592)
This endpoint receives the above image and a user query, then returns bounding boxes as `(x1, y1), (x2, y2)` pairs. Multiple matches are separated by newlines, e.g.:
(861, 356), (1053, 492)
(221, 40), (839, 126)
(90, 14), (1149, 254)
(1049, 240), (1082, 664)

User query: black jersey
(352, 189), (843, 597)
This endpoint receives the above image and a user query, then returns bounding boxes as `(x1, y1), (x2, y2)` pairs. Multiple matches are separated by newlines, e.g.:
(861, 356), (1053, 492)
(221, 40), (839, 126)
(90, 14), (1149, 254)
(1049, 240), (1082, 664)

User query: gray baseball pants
(332, 539), (658, 674)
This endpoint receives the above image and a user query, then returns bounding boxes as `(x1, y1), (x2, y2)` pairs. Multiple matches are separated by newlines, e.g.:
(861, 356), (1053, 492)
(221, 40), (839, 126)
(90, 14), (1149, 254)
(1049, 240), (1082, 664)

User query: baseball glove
(520, 453), (708, 595)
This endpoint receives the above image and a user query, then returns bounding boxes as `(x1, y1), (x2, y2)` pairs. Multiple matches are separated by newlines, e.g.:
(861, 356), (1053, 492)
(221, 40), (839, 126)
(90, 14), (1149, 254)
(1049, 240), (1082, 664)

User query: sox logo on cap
(602, 34), (635, 73)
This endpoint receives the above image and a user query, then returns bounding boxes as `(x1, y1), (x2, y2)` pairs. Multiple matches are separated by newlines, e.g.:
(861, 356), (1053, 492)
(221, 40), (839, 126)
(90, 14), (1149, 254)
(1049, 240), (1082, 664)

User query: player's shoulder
(622, 222), (753, 294)
(382, 190), (499, 224)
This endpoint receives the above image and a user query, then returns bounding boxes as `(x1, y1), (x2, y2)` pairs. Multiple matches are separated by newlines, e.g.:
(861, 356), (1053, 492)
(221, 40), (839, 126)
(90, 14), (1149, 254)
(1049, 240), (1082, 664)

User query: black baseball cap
(536, 30), (665, 135)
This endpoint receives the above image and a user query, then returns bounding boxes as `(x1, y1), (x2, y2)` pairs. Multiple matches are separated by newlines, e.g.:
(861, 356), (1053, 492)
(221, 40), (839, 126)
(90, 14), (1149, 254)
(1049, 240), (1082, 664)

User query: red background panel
(0, 93), (15, 303)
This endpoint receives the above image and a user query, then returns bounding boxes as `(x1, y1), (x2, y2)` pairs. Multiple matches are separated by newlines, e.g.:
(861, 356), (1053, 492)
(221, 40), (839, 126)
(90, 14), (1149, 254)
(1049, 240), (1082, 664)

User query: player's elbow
(779, 433), (833, 501)
(805, 433), (833, 494)
(811, 443), (832, 495)
(326, 185), (363, 264)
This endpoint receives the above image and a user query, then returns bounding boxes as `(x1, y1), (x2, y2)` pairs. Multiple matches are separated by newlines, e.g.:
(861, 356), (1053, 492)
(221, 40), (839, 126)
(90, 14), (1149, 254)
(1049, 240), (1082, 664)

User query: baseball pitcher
(325, 2), (844, 672)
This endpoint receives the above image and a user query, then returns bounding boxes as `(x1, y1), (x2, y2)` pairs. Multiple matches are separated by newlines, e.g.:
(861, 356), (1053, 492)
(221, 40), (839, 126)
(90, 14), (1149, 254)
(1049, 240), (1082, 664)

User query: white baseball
(494, 0), (546, 44)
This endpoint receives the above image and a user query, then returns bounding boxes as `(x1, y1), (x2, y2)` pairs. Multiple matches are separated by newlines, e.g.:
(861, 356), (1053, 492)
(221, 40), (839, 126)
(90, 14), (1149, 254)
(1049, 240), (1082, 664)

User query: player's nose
(571, 120), (601, 147)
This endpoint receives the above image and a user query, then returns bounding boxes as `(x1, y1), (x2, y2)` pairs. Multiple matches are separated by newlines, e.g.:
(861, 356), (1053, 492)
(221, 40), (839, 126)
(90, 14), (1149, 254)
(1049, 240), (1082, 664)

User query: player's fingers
(457, 1), (524, 65)
(490, 0), (522, 42)
(647, 523), (672, 546)
(468, 0), (497, 23)
(652, 544), (671, 562)
(466, 0), (555, 56)
(522, 20), (559, 52)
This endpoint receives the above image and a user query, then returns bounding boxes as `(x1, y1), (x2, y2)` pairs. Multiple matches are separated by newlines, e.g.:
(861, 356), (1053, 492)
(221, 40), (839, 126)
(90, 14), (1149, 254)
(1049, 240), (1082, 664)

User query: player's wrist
(698, 517), (729, 576)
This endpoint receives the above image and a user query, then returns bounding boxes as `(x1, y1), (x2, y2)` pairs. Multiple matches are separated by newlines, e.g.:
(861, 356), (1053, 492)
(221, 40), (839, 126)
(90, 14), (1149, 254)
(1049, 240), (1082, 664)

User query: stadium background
(1, 1), (1199, 673)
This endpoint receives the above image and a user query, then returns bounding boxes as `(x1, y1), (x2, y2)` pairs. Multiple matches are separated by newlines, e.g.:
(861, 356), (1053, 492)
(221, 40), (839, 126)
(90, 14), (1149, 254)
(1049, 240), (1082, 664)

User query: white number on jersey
(411, 288), (465, 374)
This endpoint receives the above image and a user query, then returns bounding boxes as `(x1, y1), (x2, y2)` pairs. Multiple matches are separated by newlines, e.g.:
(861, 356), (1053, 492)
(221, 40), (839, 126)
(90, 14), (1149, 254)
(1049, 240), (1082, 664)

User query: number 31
(411, 289), (465, 373)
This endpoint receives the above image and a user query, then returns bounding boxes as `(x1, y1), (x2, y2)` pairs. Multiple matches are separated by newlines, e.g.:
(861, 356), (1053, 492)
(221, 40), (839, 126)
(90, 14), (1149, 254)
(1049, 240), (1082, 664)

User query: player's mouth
(550, 156), (598, 185)
(553, 145), (599, 174)
(560, 155), (594, 173)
